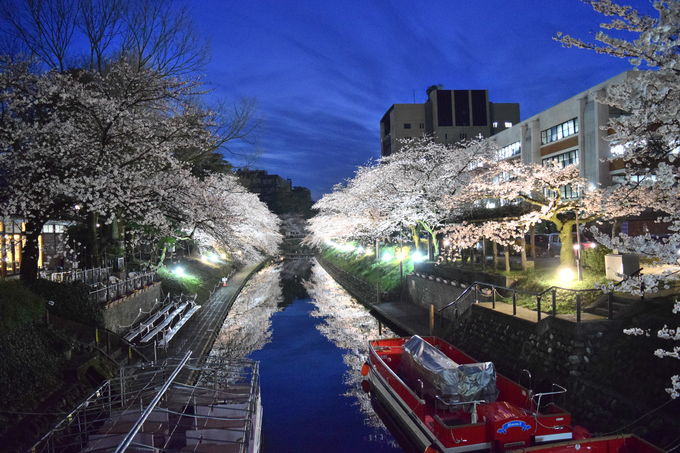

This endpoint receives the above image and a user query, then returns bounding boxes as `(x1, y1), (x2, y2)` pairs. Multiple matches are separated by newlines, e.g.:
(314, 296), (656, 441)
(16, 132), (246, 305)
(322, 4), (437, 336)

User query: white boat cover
(399, 336), (497, 403)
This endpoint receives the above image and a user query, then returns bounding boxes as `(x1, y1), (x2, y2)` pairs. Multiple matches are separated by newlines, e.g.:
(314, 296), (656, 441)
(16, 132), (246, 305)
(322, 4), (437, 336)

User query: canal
(210, 258), (404, 452)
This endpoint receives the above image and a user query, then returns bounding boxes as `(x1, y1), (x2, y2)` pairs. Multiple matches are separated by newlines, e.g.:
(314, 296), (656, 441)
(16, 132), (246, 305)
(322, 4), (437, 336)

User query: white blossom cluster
(0, 58), (282, 268)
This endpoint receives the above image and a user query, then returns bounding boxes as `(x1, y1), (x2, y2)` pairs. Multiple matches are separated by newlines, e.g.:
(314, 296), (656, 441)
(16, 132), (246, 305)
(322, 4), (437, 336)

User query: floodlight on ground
(396, 247), (409, 262)
(381, 251), (394, 262)
(411, 251), (426, 262)
(174, 266), (185, 277)
(557, 266), (575, 283)
(355, 246), (365, 254)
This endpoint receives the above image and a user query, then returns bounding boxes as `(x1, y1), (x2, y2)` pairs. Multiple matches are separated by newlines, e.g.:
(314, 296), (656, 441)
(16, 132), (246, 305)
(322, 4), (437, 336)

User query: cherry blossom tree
(443, 160), (616, 265)
(0, 59), (220, 280)
(307, 136), (495, 256)
(556, 0), (680, 399)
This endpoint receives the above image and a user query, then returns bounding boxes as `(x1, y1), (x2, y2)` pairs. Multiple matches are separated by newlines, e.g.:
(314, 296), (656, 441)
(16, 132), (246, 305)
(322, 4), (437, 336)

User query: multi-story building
(380, 86), (520, 156)
(490, 70), (663, 236)
(490, 71), (636, 191)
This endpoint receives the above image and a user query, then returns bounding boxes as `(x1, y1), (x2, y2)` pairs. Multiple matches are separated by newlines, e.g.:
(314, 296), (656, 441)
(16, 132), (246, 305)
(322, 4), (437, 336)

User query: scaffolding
(30, 352), (261, 453)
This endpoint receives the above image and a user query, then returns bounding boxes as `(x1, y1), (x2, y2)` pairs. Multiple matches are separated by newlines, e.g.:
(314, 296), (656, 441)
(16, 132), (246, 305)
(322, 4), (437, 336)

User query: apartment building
(380, 86), (520, 156)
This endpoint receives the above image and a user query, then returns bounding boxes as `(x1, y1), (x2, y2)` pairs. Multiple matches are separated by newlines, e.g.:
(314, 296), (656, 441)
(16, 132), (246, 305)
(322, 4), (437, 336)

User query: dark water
(211, 259), (403, 452)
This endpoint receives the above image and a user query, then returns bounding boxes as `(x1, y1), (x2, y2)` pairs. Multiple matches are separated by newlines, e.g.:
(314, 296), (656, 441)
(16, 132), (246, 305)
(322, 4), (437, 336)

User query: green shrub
(0, 280), (46, 330)
(28, 279), (103, 327)
(321, 245), (413, 291)
(158, 257), (233, 303)
(581, 245), (612, 275)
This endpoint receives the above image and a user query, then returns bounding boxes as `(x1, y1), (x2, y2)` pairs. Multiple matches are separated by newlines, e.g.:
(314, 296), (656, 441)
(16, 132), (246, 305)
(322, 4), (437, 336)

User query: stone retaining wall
(446, 301), (678, 444)
(102, 283), (162, 335)
(406, 274), (467, 321)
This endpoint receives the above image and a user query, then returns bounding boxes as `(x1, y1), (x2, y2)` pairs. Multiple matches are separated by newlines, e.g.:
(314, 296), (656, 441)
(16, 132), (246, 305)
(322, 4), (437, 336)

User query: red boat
(361, 336), (663, 453)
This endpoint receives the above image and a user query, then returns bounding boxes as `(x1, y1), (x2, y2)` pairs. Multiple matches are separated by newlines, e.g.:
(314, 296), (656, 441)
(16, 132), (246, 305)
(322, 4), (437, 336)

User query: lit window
(541, 118), (578, 145)
(504, 122), (513, 128)
(492, 121), (498, 128)
(496, 141), (521, 160)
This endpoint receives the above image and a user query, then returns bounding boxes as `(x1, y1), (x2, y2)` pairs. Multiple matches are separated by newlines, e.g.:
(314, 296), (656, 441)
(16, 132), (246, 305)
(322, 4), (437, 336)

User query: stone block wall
(406, 274), (466, 321)
(446, 301), (679, 445)
(102, 283), (162, 335)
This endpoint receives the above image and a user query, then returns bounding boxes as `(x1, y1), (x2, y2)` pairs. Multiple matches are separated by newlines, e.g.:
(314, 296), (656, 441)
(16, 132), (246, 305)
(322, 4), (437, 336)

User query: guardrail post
(474, 284), (478, 303)
(576, 294), (581, 323)
(512, 292), (517, 316)
(492, 288), (496, 309)
(537, 296), (542, 321)
(552, 290), (557, 318)
(608, 293), (613, 320)
(429, 304), (435, 335)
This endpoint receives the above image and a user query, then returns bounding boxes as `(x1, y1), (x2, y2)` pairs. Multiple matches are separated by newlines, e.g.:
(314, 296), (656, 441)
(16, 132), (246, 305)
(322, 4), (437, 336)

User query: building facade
(490, 71), (635, 189)
(1, 218), (71, 277)
(380, 87), (520, 156)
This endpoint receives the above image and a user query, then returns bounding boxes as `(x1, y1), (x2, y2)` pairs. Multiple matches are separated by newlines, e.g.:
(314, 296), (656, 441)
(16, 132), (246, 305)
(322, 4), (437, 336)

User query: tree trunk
(559, 220), (577, 266)
(492, 242), (498, 270)
(504, 248), (510, 272)
(481, 239), (486, 270)
(520, 236), (527, 271)
(19, 219), (46, 282)
(530, 226), (536, 259)
(88, 212), (100, 268)
(410, 225), (420, 252)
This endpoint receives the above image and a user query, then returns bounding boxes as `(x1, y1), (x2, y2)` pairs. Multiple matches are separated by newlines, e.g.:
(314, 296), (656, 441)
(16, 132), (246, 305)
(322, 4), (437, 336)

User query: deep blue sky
(190, 0), (655, 199)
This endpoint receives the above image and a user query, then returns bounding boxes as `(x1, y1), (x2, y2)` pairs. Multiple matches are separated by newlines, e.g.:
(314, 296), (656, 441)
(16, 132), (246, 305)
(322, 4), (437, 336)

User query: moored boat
(362, 336), (663, 453)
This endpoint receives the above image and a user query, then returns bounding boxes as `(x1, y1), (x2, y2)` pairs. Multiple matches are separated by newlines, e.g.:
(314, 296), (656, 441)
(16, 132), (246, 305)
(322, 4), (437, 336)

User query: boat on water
(362, 335), (663, 453)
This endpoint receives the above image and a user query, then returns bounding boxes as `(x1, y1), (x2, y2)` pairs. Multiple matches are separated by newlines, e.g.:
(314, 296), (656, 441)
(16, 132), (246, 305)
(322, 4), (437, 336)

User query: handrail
(438, 285), (475, 313)
(432, 277), (604, 323)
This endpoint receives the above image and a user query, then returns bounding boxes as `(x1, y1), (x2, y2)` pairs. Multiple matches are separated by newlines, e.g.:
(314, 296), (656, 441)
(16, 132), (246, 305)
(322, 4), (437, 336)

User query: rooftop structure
(380, 87), (520, 156)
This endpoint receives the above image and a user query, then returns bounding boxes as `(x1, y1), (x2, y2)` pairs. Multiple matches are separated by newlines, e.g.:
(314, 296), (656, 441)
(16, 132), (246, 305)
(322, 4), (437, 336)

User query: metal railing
(43, 267), (112, 285)
(437, 279), (602, 323)
(88, 272), (158, 304)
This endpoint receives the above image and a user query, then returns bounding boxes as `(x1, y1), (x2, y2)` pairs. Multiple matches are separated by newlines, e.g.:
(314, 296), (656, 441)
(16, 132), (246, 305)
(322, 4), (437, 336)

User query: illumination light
(174, 266), (185, 277)
(443, 239), (451, 247)
(557, 266), (575, 283)
(573, 244), (581, 251)
(411, 251), (426, 262)
(355, 246), (365, 254)
(396, 247), (409, 262)
(381, 251), (394, 262)
(364, 248), (374, 256)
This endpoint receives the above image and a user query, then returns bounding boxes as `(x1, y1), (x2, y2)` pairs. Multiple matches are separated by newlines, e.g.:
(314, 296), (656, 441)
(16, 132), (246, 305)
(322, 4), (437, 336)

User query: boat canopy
(399, 335), (497, 403)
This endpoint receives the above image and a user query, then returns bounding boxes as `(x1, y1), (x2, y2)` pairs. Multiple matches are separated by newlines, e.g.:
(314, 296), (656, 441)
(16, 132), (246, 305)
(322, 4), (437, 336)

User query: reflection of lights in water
(210, 264), (283, 359)
(304, 261), (395, 432)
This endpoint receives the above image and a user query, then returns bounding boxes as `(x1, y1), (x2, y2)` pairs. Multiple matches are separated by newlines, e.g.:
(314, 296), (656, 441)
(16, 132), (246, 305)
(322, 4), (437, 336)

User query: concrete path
(164, 261), (265, 381)
(370, 298), (606, 339)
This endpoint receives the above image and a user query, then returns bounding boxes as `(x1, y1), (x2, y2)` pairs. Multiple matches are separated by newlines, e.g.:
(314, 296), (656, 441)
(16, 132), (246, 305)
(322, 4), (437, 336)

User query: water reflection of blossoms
(211, 264), (283, 359)
(304, 261), (395, 430)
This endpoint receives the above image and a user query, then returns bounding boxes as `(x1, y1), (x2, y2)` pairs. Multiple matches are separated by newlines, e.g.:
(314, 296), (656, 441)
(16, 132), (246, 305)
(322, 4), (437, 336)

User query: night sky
(189, 0), (655, 199)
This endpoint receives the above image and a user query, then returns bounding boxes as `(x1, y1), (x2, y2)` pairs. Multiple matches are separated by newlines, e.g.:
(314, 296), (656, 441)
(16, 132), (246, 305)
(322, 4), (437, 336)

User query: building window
(419, 123), (424, 129)
(497, 141), (521, 160)
(444, 133), (448, 139)
(542, 149), (579, 168)
(404, 123), (411, 129)
(492, 121), (498, 128)
(541, 118), (578, 145)
(459, 133), (467, 140)
(543, 149), (580, 199)
(504, 121), (513, 128)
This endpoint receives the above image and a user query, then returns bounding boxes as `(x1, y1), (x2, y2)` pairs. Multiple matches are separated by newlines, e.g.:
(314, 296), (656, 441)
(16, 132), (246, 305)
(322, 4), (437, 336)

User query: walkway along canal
(209, 258), (405, 452)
